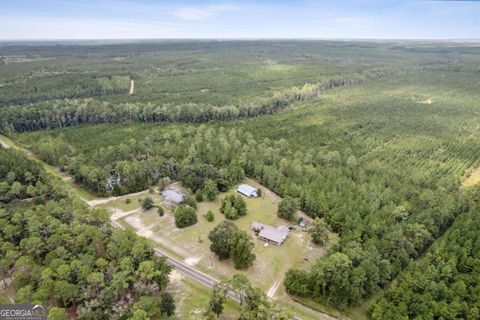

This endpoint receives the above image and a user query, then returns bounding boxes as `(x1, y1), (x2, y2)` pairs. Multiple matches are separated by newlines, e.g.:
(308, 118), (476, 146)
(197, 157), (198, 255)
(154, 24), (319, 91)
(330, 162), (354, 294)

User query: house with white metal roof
(236, 184), (258, 198)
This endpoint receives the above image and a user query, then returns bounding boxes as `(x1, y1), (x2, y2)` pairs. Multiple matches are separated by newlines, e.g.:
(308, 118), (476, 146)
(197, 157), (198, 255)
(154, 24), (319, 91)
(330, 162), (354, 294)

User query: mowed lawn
(117, 179), (323, 292)
(168, 271), (240, 320)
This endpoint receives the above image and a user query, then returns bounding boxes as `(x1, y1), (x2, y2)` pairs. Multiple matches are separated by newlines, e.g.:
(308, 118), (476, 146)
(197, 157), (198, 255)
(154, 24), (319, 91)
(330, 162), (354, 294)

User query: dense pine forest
(0, 148), (174, 319)
(1, 40), (480, 319)
(372, 203), (480, 319)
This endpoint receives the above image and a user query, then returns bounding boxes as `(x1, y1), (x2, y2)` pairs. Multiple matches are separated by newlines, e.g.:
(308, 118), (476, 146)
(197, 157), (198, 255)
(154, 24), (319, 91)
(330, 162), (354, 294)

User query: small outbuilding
(162, 188), (184, 204)
(299, 218), (310, 229)
(236, 184), (258, 198)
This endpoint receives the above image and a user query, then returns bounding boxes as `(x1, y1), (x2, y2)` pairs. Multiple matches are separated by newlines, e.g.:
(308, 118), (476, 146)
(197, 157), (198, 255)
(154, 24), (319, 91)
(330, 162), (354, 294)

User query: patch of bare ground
(110, 208), (139, 221)
(463, 167), (480, 187)
(420, 98), (434, 105)
(124, 210), (192, 258)
(87, 189), (149, 206)
(129, 79), (135, 95)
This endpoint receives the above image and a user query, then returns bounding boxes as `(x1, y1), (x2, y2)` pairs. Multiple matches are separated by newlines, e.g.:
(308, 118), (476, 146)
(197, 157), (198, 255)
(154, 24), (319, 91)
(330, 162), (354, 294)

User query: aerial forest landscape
(1, 1), (480, 320)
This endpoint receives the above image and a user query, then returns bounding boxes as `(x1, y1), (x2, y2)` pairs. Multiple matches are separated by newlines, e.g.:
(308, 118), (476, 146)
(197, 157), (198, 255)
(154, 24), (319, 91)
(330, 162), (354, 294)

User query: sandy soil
(111, 208), (139, 220)
(0, 140), (10, 149)
(87, 189), (149, 206)
(267, 281), (281, 298)
(129, 79), (135, 95)
(420, 98), (434, 104)
(463, 167), (480, 187)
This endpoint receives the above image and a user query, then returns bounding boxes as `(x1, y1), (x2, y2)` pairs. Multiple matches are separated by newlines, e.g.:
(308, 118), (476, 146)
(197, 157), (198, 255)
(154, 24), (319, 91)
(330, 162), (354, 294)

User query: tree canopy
(0, 148), (174, 319)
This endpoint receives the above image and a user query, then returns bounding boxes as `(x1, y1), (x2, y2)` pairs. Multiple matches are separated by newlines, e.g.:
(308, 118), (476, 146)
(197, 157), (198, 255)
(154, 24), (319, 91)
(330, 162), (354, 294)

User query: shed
(236, 184), (258, 198)
(299, 218), (310, 228)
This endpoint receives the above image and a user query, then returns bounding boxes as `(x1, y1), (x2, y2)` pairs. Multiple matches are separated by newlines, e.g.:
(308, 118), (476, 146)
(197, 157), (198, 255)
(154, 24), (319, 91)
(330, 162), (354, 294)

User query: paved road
(110, 220), (308, 319)
(0, 133), (328, 320)
(1, 133), (336, 320)
(110, 220), (242, 301)
(1, 132), (333, 320)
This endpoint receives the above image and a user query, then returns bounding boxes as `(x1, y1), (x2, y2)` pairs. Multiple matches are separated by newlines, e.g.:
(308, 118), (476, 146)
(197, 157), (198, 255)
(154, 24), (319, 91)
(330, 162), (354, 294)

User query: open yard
(168, 271), (240, 320)
(101, 179), (326, 294)
(97, 191), (162, 212)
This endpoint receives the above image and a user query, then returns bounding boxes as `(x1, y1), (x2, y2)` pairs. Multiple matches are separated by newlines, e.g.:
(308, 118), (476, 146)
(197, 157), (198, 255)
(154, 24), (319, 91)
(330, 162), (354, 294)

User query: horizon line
(1, 37), (480, 42)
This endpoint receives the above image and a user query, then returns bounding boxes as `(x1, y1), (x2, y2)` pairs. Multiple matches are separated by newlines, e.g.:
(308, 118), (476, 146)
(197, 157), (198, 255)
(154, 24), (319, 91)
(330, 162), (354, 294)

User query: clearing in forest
(463, 167), (480, 187)
(105, 179), (329, 293)
(129, 79), (135, 95)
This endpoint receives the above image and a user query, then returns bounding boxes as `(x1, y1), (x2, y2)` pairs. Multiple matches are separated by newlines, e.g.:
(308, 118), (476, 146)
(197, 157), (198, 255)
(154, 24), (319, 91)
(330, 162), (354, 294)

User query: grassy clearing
(463, 167), (480, 187)
(0, 283), (15, 304)
(115, 179), (325, 292)
(344, 290), (384, 320)
(1, 134), (98, 201)
(0, 292), (12, 304)
(168, 271), (240, 320)
(62, 180), (98, 202)
(98, 192), (163, 212)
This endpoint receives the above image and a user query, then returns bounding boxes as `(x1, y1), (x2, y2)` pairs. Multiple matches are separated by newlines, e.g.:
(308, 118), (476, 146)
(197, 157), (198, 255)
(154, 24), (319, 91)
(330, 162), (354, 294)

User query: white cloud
(173, 4), (239, 20)
(0, 15), (183, 39)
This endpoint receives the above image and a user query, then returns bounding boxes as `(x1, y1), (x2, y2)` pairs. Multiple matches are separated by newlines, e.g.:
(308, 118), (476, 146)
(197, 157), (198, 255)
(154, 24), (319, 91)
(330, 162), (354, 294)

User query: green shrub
(201, 179), (219, 201)
(205, 210), (214, 222)
(141, 197), (154, 210)
(182, 195), (197, 209)
(174, 205), (197, 228)
(195, 193), (204, 202)
(157, 206), (165, 217)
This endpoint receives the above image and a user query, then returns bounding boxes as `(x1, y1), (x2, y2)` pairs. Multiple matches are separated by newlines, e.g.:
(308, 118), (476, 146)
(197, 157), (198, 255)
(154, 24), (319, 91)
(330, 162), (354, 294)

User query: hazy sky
(1, 0), (479, 40)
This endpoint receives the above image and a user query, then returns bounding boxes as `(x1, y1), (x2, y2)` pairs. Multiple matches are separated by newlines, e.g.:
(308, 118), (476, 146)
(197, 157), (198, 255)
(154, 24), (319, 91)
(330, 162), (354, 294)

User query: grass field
(99, 179), (335, 320)
(97, 191), (163, 212)
(0, 280), (15, 304)
(110, 179), (326, 293)
(0, 133), (98, 202)
(463, 167), (480, 187)
(168, 271), (240, 320)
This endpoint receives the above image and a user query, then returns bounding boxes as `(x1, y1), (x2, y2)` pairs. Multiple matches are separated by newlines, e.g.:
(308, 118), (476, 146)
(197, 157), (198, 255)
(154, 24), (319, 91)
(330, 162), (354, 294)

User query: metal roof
(236, 184), (258, 196)
(162, 188), (184, 204)
(251, 221), (289, 244)
(258, 227), (288, 244)
(251, 221), (266, 230)
(299, 219), (310, 227)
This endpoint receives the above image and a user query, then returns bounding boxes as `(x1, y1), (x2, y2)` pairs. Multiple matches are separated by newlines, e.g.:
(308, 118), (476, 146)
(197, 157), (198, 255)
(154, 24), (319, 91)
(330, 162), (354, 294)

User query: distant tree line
(0, 74), (130, 107)
(0, 69), (397, 134)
